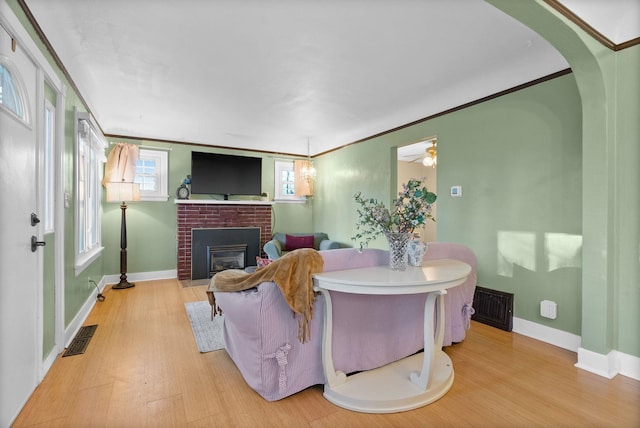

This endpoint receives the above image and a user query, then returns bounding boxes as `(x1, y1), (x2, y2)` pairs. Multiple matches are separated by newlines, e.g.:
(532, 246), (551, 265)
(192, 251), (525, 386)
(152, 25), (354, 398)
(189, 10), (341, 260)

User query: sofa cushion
(284, 234), (315, 251)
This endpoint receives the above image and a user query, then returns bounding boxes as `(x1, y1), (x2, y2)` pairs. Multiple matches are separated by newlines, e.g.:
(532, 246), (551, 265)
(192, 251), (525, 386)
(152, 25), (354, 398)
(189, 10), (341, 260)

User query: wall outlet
(540, 300), (557, 319)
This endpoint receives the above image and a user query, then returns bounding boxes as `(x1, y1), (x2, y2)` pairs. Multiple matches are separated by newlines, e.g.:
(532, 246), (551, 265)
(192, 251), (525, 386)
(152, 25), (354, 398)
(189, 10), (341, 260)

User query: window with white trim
(134, 148), (168, 201)
(274, 160), (305, 202)
(74, 109), (106, 275)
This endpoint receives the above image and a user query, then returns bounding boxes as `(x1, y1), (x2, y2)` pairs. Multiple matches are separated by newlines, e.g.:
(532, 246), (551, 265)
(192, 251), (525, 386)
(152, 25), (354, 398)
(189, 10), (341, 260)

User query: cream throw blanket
(207, 248), (324, 343)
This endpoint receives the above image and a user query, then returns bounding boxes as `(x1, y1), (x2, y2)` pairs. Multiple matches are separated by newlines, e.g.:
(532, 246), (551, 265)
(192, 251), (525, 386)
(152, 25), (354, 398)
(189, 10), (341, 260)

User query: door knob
(31, 236), (46, 252)
(31, 213), (40, 226)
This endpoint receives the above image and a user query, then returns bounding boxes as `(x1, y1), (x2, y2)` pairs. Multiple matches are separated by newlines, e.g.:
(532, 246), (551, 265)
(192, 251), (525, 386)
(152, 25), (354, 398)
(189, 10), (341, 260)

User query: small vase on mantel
(384, 232), (412, 271)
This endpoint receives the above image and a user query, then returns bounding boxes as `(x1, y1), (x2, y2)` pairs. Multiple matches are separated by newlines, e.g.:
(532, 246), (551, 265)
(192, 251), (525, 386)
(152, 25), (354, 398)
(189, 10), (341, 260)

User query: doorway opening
(396, 136), (438, 243)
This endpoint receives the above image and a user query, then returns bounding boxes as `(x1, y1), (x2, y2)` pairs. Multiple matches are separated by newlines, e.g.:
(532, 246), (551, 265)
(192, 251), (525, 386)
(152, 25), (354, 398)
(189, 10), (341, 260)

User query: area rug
(185, 301), (225, 353)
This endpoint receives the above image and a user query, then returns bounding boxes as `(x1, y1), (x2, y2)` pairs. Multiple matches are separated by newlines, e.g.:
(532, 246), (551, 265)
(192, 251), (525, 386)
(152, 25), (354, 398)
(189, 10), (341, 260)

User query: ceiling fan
(408, 138), (437, 167)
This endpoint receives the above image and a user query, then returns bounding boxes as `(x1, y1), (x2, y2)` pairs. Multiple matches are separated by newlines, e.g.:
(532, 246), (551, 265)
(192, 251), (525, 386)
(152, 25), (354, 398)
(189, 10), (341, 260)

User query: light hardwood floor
(14, 279), (640, 427)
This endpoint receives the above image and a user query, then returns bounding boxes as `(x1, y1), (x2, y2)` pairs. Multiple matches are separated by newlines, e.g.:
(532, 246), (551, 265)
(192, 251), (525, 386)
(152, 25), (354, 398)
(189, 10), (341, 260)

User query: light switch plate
(450, 185), (462, 198)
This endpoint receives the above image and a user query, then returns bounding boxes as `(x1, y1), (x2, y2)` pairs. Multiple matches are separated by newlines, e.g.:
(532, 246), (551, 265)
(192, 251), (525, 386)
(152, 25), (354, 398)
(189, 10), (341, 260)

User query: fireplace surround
(176, 200), (272, 280)
(192, 227), (260, 280)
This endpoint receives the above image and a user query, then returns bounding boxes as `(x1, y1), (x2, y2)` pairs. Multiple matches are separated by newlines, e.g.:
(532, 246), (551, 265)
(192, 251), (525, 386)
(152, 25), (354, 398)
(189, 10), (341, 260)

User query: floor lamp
(106, 181), (140, 289)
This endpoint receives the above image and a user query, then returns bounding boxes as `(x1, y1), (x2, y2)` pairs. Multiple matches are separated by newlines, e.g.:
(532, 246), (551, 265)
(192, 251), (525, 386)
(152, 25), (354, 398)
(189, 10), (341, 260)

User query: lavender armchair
(213, 243), (476, 401)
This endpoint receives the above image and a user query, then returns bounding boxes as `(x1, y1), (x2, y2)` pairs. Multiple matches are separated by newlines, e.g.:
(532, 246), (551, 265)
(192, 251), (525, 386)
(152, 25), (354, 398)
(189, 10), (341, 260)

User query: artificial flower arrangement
(352, 177), (437, 250)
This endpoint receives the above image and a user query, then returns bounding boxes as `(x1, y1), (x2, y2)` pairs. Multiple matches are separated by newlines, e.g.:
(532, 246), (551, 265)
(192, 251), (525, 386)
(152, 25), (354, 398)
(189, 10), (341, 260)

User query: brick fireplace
(176, 201), (272, 280)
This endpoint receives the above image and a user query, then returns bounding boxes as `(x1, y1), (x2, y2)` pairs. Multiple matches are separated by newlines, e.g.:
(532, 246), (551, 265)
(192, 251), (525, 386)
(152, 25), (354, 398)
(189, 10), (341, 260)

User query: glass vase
(384, 232), (412, 271)
(408, 237), (428, 267)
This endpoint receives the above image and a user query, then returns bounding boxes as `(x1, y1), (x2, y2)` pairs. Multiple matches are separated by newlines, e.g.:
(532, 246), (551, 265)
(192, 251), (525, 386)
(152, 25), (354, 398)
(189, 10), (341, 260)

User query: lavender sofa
(213, 243), (477, 401)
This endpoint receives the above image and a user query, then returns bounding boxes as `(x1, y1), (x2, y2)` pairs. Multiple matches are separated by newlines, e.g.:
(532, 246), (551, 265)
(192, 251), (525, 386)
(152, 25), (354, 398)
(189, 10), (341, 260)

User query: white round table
(312, 258), (472, 413)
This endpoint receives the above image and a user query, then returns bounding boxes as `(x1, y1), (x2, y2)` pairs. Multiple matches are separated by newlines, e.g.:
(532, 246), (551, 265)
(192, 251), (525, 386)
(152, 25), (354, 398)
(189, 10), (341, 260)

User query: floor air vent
(63, 324), (98, 357)
(472, 287), (514, 331)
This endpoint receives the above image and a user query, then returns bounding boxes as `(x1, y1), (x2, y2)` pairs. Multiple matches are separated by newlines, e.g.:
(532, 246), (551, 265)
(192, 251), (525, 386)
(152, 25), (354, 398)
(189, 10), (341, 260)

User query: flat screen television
(190, 151), (262, 197)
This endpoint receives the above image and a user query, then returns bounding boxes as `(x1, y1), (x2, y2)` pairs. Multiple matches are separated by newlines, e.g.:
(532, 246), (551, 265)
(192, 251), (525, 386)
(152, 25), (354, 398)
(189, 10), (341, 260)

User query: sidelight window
(74, 108), (107, 275)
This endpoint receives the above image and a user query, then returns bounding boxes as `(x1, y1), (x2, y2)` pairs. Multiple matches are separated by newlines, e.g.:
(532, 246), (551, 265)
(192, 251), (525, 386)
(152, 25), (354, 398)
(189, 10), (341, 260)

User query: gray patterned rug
(185, 301), (225, 353)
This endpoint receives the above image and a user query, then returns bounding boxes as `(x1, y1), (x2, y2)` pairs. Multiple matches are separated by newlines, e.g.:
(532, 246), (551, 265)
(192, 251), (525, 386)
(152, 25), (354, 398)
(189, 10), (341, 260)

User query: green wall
(490, 0), (640, 368)
(314, 74), (583, 334)
(101, 139), (314, 276)
(613, 45), (640, 357)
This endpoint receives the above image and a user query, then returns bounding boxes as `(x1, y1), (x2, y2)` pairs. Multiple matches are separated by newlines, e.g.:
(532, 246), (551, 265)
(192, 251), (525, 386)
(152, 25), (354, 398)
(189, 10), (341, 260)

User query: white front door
(0, 29), (43, 426)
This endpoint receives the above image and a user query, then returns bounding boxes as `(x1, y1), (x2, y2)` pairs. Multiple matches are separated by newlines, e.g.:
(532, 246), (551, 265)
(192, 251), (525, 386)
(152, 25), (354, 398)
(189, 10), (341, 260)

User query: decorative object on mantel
(176, 183), (190, 199)
(176, 175), (191, 199)
(352, 177), (436, 270)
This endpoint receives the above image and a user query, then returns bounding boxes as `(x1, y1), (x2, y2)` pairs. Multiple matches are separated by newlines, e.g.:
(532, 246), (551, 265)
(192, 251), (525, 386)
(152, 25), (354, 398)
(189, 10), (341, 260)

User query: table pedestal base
(323, 351), (454, 413)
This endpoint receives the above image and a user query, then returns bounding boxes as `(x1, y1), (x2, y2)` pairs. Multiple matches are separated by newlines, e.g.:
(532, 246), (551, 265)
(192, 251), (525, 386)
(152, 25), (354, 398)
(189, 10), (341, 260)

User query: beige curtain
(294, 159), (313, 196)
(102, 142), (139, 187)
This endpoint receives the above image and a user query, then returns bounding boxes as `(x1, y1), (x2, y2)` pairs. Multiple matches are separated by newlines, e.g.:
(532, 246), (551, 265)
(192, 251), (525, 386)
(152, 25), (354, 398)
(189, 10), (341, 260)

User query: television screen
(190, 151), (262, 197)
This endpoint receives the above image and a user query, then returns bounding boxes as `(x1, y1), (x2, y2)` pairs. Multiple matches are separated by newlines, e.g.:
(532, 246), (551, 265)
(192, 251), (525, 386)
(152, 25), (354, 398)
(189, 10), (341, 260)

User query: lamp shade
(106, 182), (141, 203)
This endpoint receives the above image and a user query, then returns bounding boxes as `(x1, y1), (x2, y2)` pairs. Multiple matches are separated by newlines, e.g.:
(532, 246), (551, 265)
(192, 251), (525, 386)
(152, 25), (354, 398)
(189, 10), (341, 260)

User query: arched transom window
(0, 60), (27, 121)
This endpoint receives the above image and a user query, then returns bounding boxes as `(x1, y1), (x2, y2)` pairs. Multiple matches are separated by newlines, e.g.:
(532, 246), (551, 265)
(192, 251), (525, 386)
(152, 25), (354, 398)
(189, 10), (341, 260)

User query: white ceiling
(22, 0), (638, 156)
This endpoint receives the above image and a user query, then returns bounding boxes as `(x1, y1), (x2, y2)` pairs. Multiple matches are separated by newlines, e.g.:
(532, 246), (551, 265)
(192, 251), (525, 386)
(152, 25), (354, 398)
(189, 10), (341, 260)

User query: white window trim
(135, 148), (169, 202)
(274, 160), (306, 203)
(42, 99), (55, 233)
(74, 108), (106, 276)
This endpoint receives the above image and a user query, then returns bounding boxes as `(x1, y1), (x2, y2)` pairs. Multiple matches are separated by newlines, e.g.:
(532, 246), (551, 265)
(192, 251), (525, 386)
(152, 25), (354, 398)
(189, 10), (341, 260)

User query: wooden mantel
(174, 199), (273, 206)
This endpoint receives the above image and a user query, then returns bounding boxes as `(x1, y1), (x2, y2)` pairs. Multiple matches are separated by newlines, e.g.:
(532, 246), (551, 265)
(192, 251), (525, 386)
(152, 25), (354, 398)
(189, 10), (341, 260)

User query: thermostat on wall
(450, 185), (462, 198)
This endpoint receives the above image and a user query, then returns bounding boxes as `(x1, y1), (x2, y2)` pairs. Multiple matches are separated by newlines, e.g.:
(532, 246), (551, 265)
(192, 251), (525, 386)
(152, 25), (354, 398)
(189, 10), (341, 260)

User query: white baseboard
(616, 351), (640, 380)
(41, 346), (59, 380)
(575, 348), (640, 381)
(512, 317), (640, 381)
(103, 269), (177, 285)
(512, 316), (582, 352)
(64, 277), (104, 346)
(575, 348), (618, 379)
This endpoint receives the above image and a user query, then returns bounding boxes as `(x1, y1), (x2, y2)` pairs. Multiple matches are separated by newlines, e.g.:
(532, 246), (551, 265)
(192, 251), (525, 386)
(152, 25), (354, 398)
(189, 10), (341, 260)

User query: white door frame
(1, 0), (66, 383)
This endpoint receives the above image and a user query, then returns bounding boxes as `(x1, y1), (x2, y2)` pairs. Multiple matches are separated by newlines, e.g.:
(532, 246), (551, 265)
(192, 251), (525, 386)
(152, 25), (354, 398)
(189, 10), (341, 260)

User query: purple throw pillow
(284, 234), (315, 251)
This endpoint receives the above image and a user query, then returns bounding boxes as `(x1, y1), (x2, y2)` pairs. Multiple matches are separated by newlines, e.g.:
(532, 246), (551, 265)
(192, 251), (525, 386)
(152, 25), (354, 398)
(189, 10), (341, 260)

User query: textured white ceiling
(558, 0), (640, 44)
(21, 0), (634, 156)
